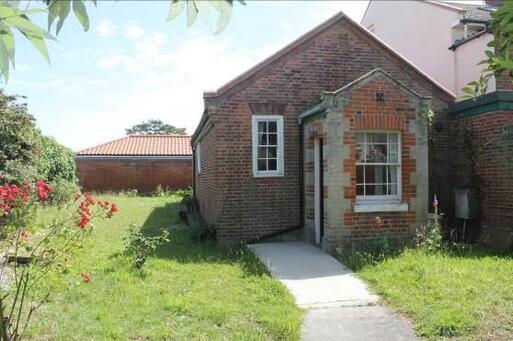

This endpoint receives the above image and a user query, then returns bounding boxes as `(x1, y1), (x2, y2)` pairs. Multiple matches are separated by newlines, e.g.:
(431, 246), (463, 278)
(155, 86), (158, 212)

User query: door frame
(314, 138), (324, 244)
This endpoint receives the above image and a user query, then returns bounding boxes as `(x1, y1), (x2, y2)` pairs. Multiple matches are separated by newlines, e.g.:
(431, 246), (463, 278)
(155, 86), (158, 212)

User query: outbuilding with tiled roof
(75, 135), (192, 193)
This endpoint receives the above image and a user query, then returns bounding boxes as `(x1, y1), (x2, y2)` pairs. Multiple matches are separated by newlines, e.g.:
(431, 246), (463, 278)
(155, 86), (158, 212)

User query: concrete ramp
(248, 242), (378, 308)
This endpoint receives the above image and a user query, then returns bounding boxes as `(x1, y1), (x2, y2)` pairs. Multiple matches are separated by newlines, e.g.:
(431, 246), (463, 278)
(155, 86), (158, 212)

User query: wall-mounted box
(454, 188), (478, 219)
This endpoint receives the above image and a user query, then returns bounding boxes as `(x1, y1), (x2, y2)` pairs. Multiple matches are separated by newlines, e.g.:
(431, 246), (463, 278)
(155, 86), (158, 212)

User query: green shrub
(48, 179), (80, 205)
(37, 135), (76, 182)
(174, 186), (193, 201)
(123, 224), (170, 268)
(0, 91), (41, 183)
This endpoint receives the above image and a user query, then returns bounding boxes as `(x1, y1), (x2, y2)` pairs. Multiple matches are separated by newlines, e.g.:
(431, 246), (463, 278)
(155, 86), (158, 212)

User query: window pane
(366, 144), (387, 163)
(389, 133), (398, 144)
(364, 165), (387, 183)
(258, 121), (267, 133)
(259, 133), (267, 145)
(258, 159), (267, 171)
(356, 185), (365, 196)
(365, 184), (387, 196)
(369, 133), (387, 143)
(268, 159), (277, 171)
(356, 144), (365, 163)
(268, 147), (277, 158)
(268, 121), (277, 133)
(388, 183), (398, 195)
(268, 133), (277, 146)
(356, 165), (364, 183)
(389, 151), (398, 163)
(388, 165), (398, 183)
(389, 142), (398, 154)
(258, 147), (267, 158)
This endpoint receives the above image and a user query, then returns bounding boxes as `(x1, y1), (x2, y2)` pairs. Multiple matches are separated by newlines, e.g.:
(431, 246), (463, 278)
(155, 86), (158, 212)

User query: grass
(26, 194), (303, 340)
(351, 246), (513, 340)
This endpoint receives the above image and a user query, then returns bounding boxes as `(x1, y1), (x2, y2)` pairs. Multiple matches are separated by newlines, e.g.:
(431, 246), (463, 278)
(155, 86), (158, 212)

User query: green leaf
(462, 87), (477, 96)
(485, 50), (495, 59)
(72, 0), (89, 32)
(0, 26), (15, 67)
(0, 37), (10, 82)
(213, 0), (232, 34)
(186, 0), (198, 27)
(195, 0), (209, 24)
(0, 5), (18, 19)
(21, 31), (50, 63)
(4, 15), (54, 39)
(499, 58), (513, 70)
(56, 1), (71, 35)
(166, 0), (184, 21)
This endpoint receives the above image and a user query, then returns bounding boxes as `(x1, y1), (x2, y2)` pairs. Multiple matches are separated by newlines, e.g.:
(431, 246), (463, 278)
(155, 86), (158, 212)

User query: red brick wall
(196, 18), (452, 243)
(194, 124), (223, 226)
(76, 158), (192, 193)
(450, 111), (513, 231)
(342, 78), (420, 241)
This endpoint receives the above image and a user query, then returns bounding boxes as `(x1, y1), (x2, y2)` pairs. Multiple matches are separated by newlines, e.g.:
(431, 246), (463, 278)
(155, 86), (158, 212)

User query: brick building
(76, 135), (192, 193)
(448, 92), (513, 248)
(191, 12), (455, 250)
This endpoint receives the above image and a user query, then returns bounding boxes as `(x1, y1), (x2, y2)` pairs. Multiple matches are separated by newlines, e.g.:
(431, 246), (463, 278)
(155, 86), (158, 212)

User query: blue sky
(4, 0), (479, 151)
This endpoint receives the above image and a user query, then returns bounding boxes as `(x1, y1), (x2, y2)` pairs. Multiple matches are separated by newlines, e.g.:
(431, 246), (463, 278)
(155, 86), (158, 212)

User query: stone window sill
(354, 202), (409, 213)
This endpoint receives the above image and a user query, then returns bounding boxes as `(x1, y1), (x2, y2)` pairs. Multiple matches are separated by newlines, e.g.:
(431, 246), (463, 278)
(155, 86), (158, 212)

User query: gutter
(448, 28), (492, 51)
(191, 109), (209, 145)
(298, 102), (327, 124)
(448, 90), (513, 118)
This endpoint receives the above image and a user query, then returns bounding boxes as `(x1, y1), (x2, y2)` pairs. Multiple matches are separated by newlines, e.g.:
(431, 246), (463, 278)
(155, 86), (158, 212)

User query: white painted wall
(455, 34), (496, 96)
(362, 1), (493, 97)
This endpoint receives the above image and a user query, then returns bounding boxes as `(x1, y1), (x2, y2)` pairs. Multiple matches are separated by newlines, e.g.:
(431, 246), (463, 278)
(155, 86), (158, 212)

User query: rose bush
(0, 174), (117, 341)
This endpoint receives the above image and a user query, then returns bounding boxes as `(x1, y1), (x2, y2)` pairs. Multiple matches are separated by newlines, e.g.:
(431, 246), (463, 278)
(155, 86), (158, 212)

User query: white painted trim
(252, 115), (284, 177)
(314, 138), (321, 244)
(354, 202), (409, 213)
(196, 143), (201, 174)
(355, 131), (402, 203)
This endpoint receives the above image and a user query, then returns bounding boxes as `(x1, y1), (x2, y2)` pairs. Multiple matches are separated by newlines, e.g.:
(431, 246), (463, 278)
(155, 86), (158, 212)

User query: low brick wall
(76, 157), (192, 193)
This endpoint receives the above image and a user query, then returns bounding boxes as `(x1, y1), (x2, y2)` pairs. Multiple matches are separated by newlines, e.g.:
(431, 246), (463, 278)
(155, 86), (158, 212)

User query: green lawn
(27, 195), (303, 340)
(354, 247), (513, 340)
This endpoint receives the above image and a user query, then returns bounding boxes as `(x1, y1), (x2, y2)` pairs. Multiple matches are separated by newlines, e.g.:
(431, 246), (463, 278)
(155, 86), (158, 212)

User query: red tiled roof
(76, 135), (192, 156)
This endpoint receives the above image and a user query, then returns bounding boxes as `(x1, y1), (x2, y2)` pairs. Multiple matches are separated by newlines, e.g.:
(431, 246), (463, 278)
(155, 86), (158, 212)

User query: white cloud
(123, 23), (146, 40)
(95, 19), (117, 38)
(81, 30), (291, 150)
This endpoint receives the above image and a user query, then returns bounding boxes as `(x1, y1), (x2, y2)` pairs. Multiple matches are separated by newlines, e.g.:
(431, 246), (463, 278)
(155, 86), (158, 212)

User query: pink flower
(433, 194), (438, 208)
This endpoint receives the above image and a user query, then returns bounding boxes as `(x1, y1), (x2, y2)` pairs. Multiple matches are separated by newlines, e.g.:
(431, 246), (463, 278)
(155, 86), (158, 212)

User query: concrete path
(249, 242), (418, 341)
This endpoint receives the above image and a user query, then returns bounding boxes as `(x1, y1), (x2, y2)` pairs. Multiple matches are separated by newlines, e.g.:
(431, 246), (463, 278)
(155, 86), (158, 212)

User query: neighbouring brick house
(76, 135), (192, 193)
(191, 12), (456, 251)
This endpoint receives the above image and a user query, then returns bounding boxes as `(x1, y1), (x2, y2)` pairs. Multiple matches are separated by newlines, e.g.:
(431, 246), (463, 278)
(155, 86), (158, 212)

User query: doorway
(314, 138), (324, 245)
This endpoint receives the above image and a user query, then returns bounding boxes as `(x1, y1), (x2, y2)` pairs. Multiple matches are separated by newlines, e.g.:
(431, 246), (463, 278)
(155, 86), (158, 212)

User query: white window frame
(196, 143), (201, 175)
(355, 131), (402, 205)
(252, 115), (284, 177)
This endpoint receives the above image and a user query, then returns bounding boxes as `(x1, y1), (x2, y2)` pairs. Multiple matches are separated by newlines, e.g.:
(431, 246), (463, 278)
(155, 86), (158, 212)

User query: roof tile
(76, 135), (192, 156)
